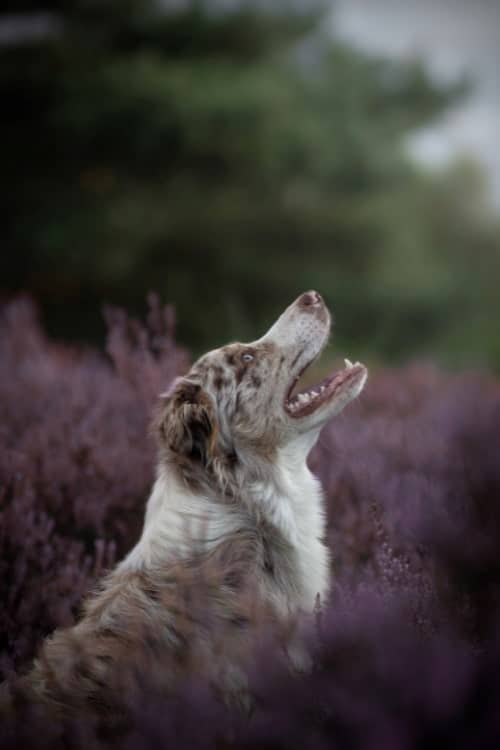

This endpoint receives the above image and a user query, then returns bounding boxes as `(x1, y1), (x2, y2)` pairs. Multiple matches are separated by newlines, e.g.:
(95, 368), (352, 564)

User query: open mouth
(285, 357), (366, 418)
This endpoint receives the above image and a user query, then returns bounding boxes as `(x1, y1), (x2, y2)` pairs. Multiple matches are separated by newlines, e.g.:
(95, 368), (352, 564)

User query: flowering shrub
(0, 296), (187, 675)
(1, 297), (500, 747)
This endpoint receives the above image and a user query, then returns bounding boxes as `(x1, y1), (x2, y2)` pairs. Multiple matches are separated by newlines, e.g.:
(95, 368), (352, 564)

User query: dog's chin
(284, 358), (368, 431)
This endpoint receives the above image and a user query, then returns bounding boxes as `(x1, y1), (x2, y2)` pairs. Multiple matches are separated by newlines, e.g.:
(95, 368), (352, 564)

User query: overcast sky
(331, 0), (500, 209)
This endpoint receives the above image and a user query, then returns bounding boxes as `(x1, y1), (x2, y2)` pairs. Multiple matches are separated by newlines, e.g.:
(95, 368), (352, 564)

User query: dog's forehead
(194, 343), (243, 372)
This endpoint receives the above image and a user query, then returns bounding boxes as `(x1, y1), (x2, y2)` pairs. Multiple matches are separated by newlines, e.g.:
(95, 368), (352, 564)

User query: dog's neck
(119, 467), (238, 569)
(120, 432), (329, 612)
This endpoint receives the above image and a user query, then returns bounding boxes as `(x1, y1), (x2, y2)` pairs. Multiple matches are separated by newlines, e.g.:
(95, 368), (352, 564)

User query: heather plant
(315, 366), (500, 640)
(0, 295), (187, 675)
(1, 297), (500, 747)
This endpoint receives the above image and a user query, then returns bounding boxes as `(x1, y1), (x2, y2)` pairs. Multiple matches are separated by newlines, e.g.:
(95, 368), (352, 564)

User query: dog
(3, 290), (367, 719)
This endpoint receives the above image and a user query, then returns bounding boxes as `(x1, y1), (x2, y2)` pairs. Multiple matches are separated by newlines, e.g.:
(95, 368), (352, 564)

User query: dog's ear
(155, 378), (218, 464)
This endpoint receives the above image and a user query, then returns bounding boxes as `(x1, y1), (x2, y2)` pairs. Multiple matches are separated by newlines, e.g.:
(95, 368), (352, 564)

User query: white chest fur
(120, 439), (330, 616)
(249, 443), (330, 613)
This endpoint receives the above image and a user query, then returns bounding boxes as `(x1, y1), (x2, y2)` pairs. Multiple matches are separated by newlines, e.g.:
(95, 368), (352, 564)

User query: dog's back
(6, 532), (273, 719)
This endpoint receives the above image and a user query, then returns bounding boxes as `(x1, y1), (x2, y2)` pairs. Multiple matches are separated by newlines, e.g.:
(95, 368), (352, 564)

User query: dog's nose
(298, 290), (323, 308)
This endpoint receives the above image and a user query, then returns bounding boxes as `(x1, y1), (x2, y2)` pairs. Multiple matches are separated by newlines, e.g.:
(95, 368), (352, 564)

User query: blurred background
(3, 5), (500, 739)
(1, 0), (499, 367)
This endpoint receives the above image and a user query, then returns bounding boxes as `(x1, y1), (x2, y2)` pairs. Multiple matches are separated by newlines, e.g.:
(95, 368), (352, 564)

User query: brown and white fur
(3, 291), (367, 718)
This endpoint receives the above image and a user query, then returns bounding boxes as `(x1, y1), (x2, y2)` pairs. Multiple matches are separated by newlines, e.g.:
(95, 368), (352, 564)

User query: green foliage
(1, 0), (499, 365)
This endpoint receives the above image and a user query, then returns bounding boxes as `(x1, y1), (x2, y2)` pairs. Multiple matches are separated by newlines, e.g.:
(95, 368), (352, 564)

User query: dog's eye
(242, 353), (254, 362)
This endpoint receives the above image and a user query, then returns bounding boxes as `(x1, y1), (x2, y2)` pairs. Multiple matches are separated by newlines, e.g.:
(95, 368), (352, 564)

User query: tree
(2, 0), (498, 366)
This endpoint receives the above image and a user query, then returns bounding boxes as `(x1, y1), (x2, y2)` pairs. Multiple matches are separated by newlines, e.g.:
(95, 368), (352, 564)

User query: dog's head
(155, 291), (367, 490)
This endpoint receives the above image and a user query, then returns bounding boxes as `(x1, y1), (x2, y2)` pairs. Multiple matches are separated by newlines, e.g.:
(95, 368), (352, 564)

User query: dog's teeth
(298, 393), (308, 404)
(320, 385), (325, 393)
(344, 358), (353, 368)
